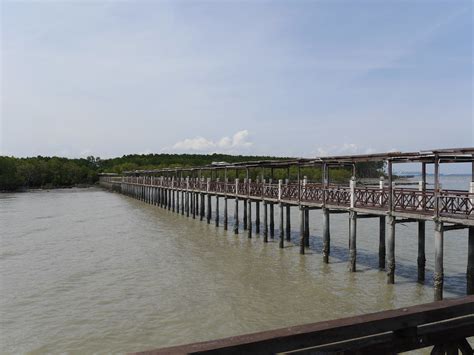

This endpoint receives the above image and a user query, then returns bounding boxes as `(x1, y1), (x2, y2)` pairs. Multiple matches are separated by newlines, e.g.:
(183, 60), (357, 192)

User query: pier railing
(101, 176), (474, 220)
(132, 295), (474, 355)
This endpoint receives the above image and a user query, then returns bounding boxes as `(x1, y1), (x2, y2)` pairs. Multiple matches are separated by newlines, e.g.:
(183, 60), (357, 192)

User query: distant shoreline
(1, 184), (97, 193)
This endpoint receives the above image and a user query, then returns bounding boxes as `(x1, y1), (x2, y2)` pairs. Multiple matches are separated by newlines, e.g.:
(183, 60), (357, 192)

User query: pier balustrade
(105, 175), (474, 219)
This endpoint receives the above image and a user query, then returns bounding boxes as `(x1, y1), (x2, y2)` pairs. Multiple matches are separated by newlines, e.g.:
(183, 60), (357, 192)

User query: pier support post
(174, 189), (178, 212)
(418, 220), (426, 283)
(468, 227), (474, 295)
(387, 216), (396, 284)
(195, 191), (199, 216)
(161, 187), (168, 209)
(248, 200), (252, 238)
(207, 194), (212, 224)
(181, 189), (185, 215)
(186, 183), (190, 217)
(233, 197), (239, 234)
(349, 211), (357, 272)
(224, 198), (228, 231)
(269, 203), (275, 239)
(200, 192), (205, 221)
(215, 196), (219, 227)
(304, 208), (309, 247)
(299, 207), (305, 255)
(172, 189), (175, 212)
(286, 205), (291, 241)
(233, 178), (239, 234)
(323, 208), (330, 263)
(168, 188), (172, 210)
(192, 191), (196, 219)
(255, 201), (260, 234)
(434, 221), (444, 301)
(263, 202), (268, 243)
(379, 216), (386, 270)
(279, 203), (284, 248)
(243, 183), (248, 230)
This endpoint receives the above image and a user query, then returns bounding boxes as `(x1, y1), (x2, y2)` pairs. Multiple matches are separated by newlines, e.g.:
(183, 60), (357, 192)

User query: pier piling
(248, 200), (252, 238)
(279, 203), (284, 248)
(387, 216), (396, 284)
(468, 227), (474, 295)
(323, 208), (330, 263)
(269, 203), (275, 239)
(255, 201), (260, 234)
(299, 207), (305, 255)
(434, 221), (444, 301)
(264, 202), (268, 243)
(349, 211), (357, 272)
(418, 220), (426, 283)
(286, 205), (291, 241)
(304, 208), (309, 248)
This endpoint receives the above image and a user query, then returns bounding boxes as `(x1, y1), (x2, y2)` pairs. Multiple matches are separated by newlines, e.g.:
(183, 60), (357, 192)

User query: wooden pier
(99, 148), (474, 301)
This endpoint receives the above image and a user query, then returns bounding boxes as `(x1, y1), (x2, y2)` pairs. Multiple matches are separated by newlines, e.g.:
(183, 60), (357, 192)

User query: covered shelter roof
(120, 147), (474, 175)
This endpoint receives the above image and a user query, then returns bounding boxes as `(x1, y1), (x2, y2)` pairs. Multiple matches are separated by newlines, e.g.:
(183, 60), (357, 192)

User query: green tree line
(0, 154), (384, 191)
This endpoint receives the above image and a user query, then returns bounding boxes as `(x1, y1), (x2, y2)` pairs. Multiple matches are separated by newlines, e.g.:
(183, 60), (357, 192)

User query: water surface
(0, 176), (471, 353)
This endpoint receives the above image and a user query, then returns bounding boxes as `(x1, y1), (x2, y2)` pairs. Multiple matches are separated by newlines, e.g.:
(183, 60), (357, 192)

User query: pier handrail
(132, 296), (474, 355)
(111, 177), (474, 219)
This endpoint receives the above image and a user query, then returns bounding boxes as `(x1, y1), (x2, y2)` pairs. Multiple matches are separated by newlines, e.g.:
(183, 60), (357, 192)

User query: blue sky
(1, 1), (472, 171)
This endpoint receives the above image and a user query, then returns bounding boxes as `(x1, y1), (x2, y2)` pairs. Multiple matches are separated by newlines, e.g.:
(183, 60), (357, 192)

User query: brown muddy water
(0, 176), (471, 353)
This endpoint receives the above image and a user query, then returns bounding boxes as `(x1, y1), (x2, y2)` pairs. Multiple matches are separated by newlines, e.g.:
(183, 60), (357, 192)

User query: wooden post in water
(215, 179), (220, 227)
(468, 160), (474, 295)
(304, 208), (309, 248)
(233, 178), (239, 234)
(378, 216), (386, 269)
(191, 184), (196, 219)
(349, 176), (357, 271)
(418, 220), (426, 283)
(299, 206), (305, 255)
(387, 215), (396, 284)
(243, 175), (248, 230)
(323, 208), (330, 263)
(224, 175), (228, 230)
(186, 177), (190, 217)
(171, 177), (175, 212)
(286, 205), (291, 241)
(248, 199), (252, 238)
(181, 178), (185, 215)
(279, 203), (284, 248)
(349, 210), (357, 272)
(263, 202), (268, 243)
(322, 159), (330, 262)
(278, 179), (284, 248)
(468, 227), (474, 295)
(379, 176), (386, 270)
(269, 173), (275, 239)
(434, 221), (444, 301)
(200, 178), (205, 221)
(224, 197), (228, 231)
(302, 176), (309, 247)
(168, 181), (172, 210)
(269, 203), (275, 239)
(194, 190), (198, 219)
(256, 198), (260, 234)
(207, 178), (211, 224)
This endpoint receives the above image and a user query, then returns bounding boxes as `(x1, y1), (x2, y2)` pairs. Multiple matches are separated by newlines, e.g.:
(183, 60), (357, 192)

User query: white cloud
(314, 143), (375, 157)
(166, 130), (253, 153)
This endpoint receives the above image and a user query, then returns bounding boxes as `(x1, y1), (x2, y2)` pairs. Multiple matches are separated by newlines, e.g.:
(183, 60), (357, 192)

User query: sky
(1, 0), (472, 172)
